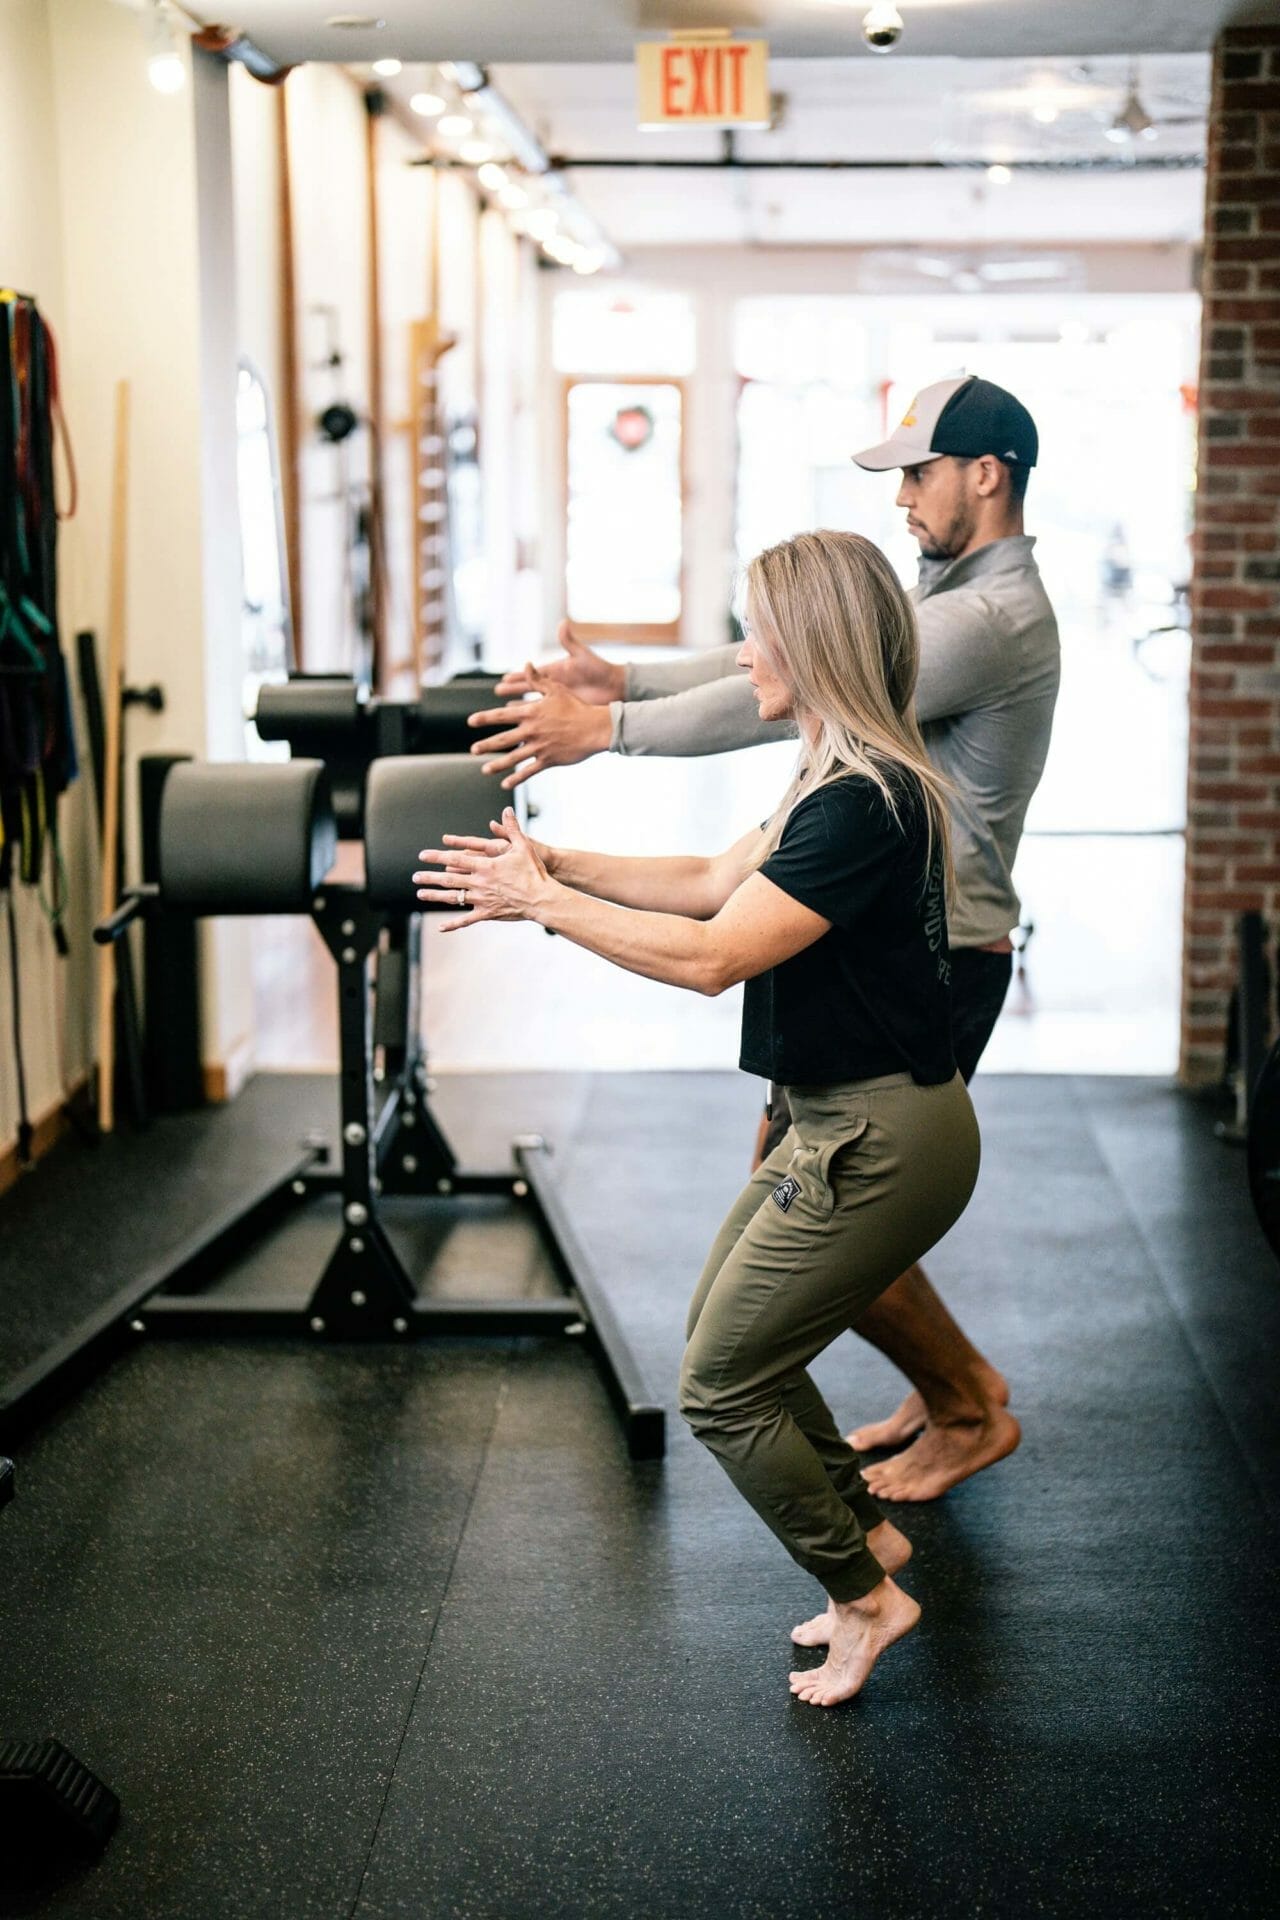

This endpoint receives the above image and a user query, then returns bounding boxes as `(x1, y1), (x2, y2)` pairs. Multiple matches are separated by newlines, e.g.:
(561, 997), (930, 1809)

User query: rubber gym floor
(1, 1068), (1277, 1920)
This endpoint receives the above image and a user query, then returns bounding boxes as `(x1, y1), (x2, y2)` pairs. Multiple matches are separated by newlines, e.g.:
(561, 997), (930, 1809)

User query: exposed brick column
(1181, 23), (1280, 1085)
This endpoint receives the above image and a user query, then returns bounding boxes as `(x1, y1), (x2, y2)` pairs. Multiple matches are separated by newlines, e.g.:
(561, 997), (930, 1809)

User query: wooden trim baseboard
(202, 1031), (255, 1105)
(1, 1034), (257, 1190)
(0, 1076), (91, 1198)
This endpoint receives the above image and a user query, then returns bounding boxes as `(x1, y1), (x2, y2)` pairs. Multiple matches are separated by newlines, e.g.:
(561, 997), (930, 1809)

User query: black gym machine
(0, 677), (665, 1460)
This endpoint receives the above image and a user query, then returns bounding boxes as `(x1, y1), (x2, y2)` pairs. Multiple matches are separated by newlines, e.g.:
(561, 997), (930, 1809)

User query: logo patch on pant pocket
(771, 1176), (801, 1213)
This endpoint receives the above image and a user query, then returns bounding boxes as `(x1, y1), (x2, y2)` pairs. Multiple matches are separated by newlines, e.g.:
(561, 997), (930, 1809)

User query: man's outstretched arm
(469, 640), (792, 789)
(493, 623), (740, 706)
(609, 671), (791, 758)
(621, 643), (741, 702)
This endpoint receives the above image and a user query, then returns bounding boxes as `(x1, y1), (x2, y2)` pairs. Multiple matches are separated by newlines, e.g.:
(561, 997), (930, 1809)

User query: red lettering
(727, 44), (749, 117)
(689, 46), (710, 116)
(661, 45), (683, 117)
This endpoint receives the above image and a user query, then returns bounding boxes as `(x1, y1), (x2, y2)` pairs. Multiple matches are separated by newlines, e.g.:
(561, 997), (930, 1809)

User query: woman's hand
(413, 809), (557, 931)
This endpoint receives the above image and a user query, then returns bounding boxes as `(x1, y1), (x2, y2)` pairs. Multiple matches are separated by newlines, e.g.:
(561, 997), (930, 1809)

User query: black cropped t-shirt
(739, 772), (955, 1088)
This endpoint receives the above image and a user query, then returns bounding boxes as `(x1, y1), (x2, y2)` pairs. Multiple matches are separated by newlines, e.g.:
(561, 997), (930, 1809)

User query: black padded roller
(412, 681), (506, 756)
(159, 760), (337, 914)
(254, 678), (367, 744)
(365, 756), (505, 912)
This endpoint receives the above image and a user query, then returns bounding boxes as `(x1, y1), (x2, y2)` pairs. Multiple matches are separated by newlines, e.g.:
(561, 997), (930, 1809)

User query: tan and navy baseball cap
(854, 374), (1038, 472)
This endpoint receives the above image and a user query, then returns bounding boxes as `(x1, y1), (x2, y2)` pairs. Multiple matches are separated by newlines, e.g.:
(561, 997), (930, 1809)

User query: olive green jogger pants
(679, 1072), (981, 1604)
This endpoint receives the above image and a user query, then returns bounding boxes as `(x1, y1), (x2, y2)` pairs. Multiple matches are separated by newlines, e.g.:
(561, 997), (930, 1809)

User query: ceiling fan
(860, 251), (1080, 294)
(938, 57), (1207, 165)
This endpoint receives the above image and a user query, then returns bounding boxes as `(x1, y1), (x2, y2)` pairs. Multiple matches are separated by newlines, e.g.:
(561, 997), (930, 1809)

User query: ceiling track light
(405, 74), (618, 273)
(145, 0), (185, 95)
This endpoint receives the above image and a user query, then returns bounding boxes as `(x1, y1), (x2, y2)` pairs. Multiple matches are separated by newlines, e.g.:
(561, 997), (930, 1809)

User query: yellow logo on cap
(900, 411), (917, 427)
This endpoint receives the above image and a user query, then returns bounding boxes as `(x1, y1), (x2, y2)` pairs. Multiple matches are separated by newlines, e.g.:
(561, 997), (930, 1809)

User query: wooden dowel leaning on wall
(365, 88), (389, 689)
(95, 380), (130, 1135)
(276, 79), (303, 667)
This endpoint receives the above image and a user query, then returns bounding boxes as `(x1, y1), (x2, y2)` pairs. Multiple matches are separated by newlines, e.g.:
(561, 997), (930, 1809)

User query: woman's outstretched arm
(415, 810), (829, 995)
(545, 824), (765, 920)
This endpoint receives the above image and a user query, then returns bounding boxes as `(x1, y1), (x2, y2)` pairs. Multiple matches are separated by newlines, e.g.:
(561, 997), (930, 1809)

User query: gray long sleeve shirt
(608, 535), (1060, 949)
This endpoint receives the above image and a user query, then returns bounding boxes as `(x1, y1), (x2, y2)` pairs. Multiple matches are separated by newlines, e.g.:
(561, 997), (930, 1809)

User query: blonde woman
(414, 531), (981, 1707)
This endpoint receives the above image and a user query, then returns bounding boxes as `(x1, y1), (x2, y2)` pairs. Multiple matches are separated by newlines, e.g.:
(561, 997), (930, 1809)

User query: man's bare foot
(789, 1578), (920, 1707)
(790, 1521), (912, 1648)
(847, 1389), (928, 1452)
(846, 1366), (1010, 1453)
(860, 1408), (1021, 1503)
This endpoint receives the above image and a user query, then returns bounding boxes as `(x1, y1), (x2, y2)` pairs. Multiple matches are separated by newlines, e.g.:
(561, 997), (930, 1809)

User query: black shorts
(760, 948), (1012, 1159)
(949, 948), (1014, 1084)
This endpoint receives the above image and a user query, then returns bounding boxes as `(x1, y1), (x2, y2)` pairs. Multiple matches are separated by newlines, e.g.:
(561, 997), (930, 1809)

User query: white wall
(230, 66), (284, 431)
(1, 2), (256, 1157)
(287, 65), (373, 674)
(0, 0), (86, 1153)
(193, 49), (256, 1079)
(0, 20), (555, 1154)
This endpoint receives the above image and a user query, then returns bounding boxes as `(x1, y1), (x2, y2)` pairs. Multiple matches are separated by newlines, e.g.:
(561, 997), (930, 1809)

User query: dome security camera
(863, 4), (904, 51)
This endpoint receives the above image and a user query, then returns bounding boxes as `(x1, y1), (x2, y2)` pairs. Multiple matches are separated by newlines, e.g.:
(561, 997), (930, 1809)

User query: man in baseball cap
(854, 373), (1039, 475)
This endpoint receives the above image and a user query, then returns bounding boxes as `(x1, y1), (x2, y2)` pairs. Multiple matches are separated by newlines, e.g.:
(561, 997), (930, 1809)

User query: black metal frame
(0, 884), (665, 1461)
(1217, 911), (1272, 1147)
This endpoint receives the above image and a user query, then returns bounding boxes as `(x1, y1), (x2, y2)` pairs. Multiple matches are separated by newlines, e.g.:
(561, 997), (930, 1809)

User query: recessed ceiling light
(987, 163), (1012, 185)
(437, 113), (473, 138)
(477, 162), (507, 192)
(371, 58), (401, 77)
(459, 138), (496, 165)
(410, 92), (446, 118)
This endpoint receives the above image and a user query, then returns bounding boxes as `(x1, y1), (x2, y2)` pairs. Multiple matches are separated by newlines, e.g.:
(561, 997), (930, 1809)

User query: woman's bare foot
(789, 1578), (920, 1707)
(790, 1521), (912, 1647)
(861, 1407), (1021, 1503)
(847, 1365), (1010, 1453)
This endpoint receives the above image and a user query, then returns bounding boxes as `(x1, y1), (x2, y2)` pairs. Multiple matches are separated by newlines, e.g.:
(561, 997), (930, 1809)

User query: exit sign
(636, 35), (771, 129)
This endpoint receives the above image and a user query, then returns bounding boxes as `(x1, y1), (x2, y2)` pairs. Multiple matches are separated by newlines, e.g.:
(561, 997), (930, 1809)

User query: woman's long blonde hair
(746, 529), (954, 890)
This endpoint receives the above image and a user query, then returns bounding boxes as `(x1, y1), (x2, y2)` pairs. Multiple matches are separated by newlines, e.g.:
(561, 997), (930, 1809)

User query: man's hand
(493, 620), (625, 705)
(466, 660), (613, 791)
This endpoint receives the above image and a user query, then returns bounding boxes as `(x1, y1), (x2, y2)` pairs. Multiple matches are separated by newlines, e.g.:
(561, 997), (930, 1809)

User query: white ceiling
(386, 54), (1210, 249)
(231, 0), (1272, 66)
(492, 54), (1209, 163)
(546, 165), (1206, 250)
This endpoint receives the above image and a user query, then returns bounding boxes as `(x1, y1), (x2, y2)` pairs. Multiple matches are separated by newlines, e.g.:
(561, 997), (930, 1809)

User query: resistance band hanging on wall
(1, 288), (79, 1163)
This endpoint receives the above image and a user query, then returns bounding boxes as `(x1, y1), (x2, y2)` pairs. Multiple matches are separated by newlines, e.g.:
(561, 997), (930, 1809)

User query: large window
(564, 378), (684, 640)
(555, 289), (695, 644)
